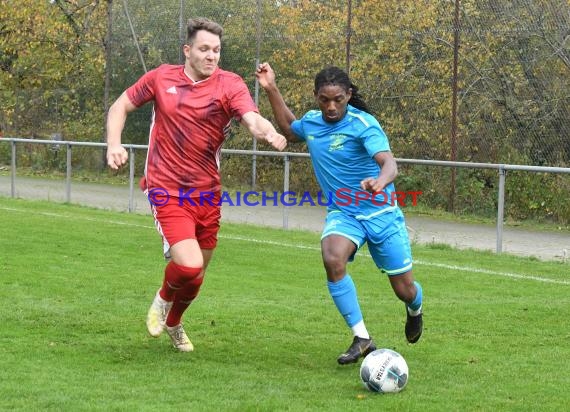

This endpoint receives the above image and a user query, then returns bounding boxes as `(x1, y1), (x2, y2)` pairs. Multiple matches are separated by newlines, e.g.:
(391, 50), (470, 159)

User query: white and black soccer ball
(359, 348), (409, 393)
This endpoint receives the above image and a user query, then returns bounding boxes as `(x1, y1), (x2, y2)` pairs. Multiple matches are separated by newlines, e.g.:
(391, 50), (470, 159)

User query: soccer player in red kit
(106, 17), (287, 352)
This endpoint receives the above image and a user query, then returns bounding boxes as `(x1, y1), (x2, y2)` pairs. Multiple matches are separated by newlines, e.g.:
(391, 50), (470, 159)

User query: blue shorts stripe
(384, 262), (413, 276)
(320, 230), (361, 247)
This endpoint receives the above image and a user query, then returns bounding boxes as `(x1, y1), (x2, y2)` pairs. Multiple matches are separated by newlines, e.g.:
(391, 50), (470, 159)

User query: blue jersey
(291, 105), (397, 218)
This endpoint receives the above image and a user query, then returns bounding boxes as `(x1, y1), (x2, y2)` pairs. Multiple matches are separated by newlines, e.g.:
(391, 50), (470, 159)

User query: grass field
(0, 197), (568, 411)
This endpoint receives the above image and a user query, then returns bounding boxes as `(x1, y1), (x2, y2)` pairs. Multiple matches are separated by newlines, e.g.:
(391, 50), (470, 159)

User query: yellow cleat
(146, 290), (173, 337)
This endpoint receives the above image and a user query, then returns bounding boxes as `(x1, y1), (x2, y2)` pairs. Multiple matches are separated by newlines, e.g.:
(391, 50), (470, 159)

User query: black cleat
(337, 336), (377, 365)
(405, 311), (423, 343)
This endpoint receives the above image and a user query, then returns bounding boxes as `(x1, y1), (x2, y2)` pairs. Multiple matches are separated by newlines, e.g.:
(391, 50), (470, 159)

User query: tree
(0, 0), (107, 142)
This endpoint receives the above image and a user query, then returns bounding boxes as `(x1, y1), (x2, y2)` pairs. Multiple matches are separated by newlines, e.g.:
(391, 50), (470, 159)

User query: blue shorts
(321, 208), (413, 275)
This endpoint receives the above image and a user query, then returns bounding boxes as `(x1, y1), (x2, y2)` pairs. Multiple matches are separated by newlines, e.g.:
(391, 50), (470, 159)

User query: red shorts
(150, 194), (221, 253)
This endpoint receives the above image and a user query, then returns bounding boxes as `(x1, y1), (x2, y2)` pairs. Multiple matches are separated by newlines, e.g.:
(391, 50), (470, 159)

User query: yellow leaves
(1, 0), (107, 138)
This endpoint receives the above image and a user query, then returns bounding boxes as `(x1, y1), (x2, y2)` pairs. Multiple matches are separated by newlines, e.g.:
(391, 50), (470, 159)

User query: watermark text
(148, 188), (422, 208)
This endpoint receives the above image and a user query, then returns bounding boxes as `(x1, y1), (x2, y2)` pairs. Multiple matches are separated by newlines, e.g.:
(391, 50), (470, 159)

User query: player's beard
(186, 60), (217, 81)
(201, 63), (217, 77)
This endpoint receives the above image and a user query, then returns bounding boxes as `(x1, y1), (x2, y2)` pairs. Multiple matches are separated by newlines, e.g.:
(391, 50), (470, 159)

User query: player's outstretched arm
(106, 91), (137, 169)
(241, 112), (287, 151)
(256, 62), (299, 142)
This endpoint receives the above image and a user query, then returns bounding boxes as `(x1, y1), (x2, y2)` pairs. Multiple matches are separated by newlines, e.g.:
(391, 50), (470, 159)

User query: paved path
(1, 175), (569, 262)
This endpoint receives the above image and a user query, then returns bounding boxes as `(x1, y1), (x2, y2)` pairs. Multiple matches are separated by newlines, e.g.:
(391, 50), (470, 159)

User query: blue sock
(408, 281), (423, 311)
(327, 274), (363, 328)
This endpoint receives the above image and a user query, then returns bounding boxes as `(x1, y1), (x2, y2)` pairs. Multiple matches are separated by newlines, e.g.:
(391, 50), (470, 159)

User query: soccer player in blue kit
(256, 63), (423, 364)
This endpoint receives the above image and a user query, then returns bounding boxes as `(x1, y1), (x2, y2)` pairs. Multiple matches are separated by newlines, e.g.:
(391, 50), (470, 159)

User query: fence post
(66, 143), (72, 203)
(283, 154), (290, 229)
(252, 58), (259, 190)
(496, 165), (506, 253)
(10, 140), (16, 198)
(128, 147), (135, 213)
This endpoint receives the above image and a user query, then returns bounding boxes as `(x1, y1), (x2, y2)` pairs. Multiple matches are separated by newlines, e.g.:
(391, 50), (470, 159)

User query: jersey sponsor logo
(329, 134), (346, 152)
(166, 86), (178, 94)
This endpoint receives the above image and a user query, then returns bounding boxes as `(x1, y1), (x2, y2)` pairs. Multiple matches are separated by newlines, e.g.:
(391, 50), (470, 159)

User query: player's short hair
(187, 17), (223, 43)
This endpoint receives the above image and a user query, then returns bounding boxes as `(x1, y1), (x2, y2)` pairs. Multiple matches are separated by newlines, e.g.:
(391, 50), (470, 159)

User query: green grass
(0, 165), (132, 185)
(0, 197), (568, 411)
(405, 203), (570, 233)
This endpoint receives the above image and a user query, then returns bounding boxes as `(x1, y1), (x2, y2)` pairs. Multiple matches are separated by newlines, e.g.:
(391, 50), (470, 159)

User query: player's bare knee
(390, 275), (416, 302)
(395, 288), (415, 303)
(323, 255), (347, 278)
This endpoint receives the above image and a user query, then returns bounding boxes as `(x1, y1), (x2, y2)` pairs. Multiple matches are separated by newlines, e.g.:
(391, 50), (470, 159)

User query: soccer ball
(359, 348), (409, 393)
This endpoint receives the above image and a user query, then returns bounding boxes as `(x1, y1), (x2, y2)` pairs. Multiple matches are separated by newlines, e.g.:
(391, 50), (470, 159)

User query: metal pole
(252, 57), (259, 190)
(283, 155), (290, 229)
(252, 0), (262, 189)
(102, 0), (113, 170)
(66, 144), (72, 203)
(496, 165), (506, 254)
(10, 140), (16, 198)
(449, 0), (460, 213)
(122, 0), (147, 73)
(179, 0), (184, 64)
(346, 0), (352, 74)
(128, 147), (135, 212)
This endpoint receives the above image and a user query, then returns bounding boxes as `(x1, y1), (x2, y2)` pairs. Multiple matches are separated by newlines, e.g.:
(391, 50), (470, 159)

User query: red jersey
(126, 64), (258, 196)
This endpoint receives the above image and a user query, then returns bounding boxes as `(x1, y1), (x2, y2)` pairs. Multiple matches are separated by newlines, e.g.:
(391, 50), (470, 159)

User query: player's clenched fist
(106, 144), (128, 170)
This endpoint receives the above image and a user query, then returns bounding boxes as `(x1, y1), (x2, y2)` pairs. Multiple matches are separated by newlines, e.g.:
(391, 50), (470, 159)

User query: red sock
(159, 261), (202, 301)
(165, 274), (204, 327)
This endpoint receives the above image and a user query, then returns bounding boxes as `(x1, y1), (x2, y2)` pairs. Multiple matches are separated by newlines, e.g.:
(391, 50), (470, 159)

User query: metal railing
(2, 137), (570, 254)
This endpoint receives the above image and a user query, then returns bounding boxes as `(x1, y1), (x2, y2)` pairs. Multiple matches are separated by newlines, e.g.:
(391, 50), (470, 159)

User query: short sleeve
(126, 67), (160, 107)
(224, 76), (258, 121)
(291, 119), (306, 141)
(363, 121), (390, 158)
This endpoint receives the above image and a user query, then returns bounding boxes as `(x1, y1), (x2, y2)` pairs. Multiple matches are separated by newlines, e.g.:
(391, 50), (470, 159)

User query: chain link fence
(108, 0), (570, 165)
(1, 0), (569, 223)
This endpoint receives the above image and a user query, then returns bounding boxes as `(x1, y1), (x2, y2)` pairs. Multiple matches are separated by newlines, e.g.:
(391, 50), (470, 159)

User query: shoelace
(173, 327), (188, 344)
